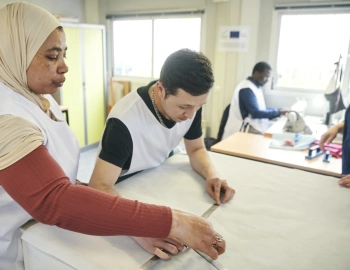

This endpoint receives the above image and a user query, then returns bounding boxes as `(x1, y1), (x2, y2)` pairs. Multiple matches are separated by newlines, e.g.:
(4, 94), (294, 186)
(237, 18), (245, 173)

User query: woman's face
(26, 28), (68, 95)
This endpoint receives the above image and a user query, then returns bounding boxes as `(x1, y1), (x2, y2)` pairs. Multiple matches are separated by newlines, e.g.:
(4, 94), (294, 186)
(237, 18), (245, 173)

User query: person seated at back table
(89, 49), (235, 259)
(222, 62), (288, 139)
(320, 108), (350, 188)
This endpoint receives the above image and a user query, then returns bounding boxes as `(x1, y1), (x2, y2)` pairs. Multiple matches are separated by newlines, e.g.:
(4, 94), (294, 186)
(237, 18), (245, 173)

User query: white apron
(0, 83), (80, 270)
(222, 79), (271, 139)
(99, 90), (195, 176)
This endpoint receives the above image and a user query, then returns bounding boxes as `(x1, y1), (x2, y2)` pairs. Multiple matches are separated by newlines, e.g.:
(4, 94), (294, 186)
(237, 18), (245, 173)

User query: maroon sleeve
(0, 145), (172, 237)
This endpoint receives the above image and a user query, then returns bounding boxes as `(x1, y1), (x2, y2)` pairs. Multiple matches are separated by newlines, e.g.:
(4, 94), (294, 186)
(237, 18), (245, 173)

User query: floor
(77, 146), (99, 184)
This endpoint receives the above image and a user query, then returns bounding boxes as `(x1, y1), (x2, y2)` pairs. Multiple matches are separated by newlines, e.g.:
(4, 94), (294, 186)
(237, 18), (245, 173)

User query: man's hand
(133, 237), (184, 260)
(206, 177), (235, 204)
(319, 123), (344, 152)
(278, 108), (289, 116)
(339, 175), (350, 188)
(169, 209), (225, 260)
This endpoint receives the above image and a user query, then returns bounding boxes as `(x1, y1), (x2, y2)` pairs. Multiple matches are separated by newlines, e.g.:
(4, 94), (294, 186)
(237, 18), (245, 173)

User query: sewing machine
(283, 111), (313, 134)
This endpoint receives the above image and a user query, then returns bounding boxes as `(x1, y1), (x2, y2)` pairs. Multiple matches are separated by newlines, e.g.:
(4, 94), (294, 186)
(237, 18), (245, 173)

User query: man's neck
(149, 84), (169, 119)
(247, 76), (260, 88)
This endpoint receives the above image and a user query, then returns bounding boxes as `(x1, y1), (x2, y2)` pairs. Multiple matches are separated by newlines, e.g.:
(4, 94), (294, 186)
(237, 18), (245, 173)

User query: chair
(216, 104), (230, 142)
(204, 104), (231, 150)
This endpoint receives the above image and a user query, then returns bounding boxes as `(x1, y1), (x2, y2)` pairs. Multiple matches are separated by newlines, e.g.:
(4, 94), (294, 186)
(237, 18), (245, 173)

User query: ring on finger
(215, 235), (223, 242)
(211, 235), (223, 247)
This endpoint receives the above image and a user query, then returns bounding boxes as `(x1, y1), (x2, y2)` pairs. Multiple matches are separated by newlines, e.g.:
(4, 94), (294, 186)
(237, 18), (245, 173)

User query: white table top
(22, 152), (350, 270)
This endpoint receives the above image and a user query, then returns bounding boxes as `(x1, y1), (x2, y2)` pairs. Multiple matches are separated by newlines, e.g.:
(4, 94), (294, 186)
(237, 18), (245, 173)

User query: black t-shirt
(99, 80), (203, 179)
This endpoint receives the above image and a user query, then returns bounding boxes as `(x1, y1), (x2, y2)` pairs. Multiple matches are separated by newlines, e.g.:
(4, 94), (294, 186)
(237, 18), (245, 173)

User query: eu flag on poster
(230, 31), (240, 38)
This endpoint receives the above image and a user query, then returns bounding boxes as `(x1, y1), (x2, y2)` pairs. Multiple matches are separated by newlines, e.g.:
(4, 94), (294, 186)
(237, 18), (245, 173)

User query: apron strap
(239, 121), (250, 133)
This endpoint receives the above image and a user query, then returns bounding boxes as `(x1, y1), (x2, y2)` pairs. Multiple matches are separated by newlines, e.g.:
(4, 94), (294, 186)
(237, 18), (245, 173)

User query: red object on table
(312, 141), (342, 158)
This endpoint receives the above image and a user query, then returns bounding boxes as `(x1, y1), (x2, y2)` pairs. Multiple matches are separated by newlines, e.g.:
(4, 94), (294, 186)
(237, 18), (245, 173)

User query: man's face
(156, 82), (209, 123)
(256, 68), (271, 86)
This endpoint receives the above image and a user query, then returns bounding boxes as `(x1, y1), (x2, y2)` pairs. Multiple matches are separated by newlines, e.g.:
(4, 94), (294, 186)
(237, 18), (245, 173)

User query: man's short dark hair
(160, 49), (214, 97)
(252, 62), (271, 74)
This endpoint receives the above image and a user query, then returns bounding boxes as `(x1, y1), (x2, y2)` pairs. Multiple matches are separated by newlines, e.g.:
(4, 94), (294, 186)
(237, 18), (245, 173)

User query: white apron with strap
(99, 90), (195, 176)
(0, 82), (80, 270)
(222, 79), (272, 139)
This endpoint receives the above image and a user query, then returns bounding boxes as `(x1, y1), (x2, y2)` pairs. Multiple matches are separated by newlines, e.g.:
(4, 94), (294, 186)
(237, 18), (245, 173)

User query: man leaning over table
(89, 49), (235, 260)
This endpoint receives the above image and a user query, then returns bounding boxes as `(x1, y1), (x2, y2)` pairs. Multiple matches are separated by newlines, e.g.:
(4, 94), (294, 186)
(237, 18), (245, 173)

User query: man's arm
(89, 158), (122, 196)
(239, 88), (280, 119)
(184, 136), (235, 204)
(89, 118), (133, 195)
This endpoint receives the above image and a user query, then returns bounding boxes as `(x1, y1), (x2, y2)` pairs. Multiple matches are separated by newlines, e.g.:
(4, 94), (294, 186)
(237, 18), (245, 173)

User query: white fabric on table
(22, 152), (350, 270)
(269, 133), (315, 150)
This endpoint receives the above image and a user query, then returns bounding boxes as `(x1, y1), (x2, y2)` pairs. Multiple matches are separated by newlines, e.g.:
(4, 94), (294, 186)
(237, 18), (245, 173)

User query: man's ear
(156, 81), (166, 99)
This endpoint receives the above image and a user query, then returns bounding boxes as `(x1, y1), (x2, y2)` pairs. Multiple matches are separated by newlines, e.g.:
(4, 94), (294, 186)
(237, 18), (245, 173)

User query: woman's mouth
(53, 80), (65, 87)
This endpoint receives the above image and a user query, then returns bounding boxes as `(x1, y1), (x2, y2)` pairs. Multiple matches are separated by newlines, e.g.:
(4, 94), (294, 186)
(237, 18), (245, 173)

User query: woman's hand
(168, 209), (225, 260)
(132, 236), (184, 259)
(339, 175), (350, 188)
(319, 123), (344, 152)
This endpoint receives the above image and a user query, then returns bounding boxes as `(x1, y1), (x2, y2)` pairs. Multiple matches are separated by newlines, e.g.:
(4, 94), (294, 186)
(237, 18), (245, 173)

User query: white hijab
(0, 2), (61, 169)
(0, 1), (61, 112)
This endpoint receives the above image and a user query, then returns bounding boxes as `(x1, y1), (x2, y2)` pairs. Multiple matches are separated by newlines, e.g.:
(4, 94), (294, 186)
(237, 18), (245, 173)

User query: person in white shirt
(223, 62), (288, 139)
(89, 49), (235, 259)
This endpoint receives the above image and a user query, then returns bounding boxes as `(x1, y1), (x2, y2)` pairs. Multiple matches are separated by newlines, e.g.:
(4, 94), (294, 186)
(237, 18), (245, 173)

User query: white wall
(0, 0), (85, 22)
(3, 0), (343, 136)
(98, 0), (250, 137)
(98, 0), (297, 137)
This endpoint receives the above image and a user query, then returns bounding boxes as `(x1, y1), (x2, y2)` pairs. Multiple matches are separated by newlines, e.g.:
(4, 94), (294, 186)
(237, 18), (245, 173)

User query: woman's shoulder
(0, 114), (42, 132)
(0, 115), (44, 170)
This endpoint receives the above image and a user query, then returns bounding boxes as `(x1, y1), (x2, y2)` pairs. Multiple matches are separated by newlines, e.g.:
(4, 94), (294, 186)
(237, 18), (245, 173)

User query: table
(21, 152), (350, 269)
(211, 132), (341, 177)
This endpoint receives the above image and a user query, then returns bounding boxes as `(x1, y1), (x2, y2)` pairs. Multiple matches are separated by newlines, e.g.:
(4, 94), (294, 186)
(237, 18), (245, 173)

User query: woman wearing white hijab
(0, 2), (225, 269)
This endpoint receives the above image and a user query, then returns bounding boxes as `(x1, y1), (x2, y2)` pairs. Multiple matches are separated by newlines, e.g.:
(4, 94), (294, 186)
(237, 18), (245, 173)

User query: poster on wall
(218, 25), (250, 52)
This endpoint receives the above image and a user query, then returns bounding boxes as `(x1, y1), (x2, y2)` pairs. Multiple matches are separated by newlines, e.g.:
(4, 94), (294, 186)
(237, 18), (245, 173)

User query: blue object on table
(305, 145), (323, 160)
(323, 150), (332, 163)
(294, 133), (299, 143)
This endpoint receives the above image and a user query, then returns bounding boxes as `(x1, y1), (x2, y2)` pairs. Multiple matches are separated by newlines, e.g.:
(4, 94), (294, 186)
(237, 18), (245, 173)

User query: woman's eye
(47, 56), (57, 60)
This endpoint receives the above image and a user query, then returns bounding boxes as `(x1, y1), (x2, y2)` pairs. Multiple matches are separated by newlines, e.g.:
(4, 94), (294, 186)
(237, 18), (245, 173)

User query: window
(112, 15), (202, 78)
(273, 11), (350, 92)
